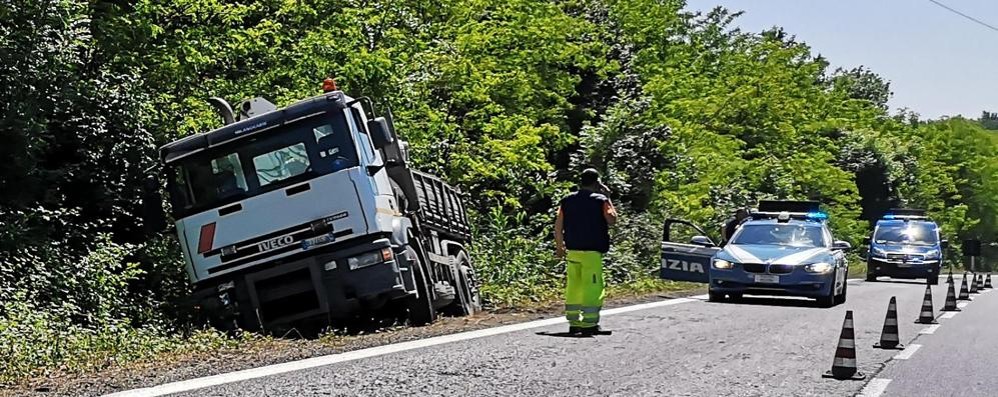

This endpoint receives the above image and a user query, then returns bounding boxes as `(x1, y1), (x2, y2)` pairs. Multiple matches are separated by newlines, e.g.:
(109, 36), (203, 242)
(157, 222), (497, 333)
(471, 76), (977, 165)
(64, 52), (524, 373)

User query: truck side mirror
(367, 117), (394, 149)
(141, 176), (168, 234)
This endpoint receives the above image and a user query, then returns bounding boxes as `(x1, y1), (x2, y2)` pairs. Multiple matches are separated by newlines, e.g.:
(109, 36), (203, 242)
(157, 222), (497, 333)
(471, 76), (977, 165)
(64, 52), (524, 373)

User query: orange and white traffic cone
(970, 273), (980, 294)
(823, 310), (866, 380)
(959, 274), (972, 301)
(941, 280), (961, 312)
(915, 285), (937, 324)
(874, 297), (905, 350)
(985, 274), (993, 289)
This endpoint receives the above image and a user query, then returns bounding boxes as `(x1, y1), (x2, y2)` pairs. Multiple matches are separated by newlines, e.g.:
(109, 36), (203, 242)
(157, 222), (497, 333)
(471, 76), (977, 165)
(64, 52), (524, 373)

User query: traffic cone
(978, 274), (988, 290)
(946, 271), (954, 285)
(970, 273), (980, 294)
(958, 274), (971, 301)
(823, 310), (866, 380)
(985, 274), (993, 289)
(915, 285), (937, 324)
(873, 297), (905, 349)
(941, 280), (961, 312)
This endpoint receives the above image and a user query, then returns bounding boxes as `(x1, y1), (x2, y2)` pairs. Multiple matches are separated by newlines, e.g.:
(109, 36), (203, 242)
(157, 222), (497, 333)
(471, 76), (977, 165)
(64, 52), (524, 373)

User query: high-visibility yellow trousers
(564, 250), (605, 328)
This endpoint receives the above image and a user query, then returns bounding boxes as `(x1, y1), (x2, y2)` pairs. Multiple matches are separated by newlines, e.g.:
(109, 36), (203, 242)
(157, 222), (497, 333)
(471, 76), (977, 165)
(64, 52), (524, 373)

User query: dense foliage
(2, 0), (998, 382)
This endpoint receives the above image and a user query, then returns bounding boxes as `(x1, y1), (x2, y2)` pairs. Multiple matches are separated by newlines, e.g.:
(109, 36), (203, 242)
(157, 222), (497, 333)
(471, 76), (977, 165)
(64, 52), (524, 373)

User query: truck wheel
(404, 246), (437, 326)
(446, 252), (481, 316)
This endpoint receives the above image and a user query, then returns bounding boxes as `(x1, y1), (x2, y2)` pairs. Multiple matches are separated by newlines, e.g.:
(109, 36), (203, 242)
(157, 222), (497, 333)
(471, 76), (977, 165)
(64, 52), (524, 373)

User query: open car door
(660, 219), (721, 283)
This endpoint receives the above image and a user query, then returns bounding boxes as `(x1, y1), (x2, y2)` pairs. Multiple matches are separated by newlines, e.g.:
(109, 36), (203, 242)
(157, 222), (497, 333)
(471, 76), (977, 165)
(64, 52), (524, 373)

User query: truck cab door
(660, 219), (720, 283)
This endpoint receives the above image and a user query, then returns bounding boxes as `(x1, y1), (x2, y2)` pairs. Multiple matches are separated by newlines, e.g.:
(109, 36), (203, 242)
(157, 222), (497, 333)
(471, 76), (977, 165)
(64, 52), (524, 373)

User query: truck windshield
(874, 222), (938, 246)
(168, 111), (359, 217)
(731, 224), (827, 247)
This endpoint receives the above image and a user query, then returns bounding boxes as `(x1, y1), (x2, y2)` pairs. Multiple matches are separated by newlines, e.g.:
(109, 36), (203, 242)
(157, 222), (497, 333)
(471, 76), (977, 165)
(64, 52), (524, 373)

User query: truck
(864, 208), (947, 285)
(150, 80), (480, 332)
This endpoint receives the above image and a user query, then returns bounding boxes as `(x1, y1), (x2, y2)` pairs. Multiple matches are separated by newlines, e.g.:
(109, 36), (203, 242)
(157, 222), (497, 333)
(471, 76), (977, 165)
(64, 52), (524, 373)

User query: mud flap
(660, 219), (721, 284)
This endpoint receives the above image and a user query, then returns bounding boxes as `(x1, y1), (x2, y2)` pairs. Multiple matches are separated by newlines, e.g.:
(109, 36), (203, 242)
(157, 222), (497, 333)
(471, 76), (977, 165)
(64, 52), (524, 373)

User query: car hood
(871, 243), (939, 254)
(718, 244), (833, 265)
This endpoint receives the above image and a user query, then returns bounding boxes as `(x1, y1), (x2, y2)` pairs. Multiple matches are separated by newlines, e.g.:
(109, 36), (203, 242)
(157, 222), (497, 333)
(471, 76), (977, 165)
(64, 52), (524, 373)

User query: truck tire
(447, 252), (481, 316)
(404, 246), (437, 326)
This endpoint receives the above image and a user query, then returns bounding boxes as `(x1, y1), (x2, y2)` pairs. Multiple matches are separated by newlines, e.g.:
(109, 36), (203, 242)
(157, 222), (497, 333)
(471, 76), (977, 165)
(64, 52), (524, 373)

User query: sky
(684, 0), (998, 120)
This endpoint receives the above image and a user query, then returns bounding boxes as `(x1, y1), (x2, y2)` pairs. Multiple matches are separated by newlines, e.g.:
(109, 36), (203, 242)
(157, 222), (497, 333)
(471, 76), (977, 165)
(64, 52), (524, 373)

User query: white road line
(919, 324), (941, 334)
(957, 302), (970, 308)
(940, 312), (958, 319)
(103, 297), (698, 397)
(858, 378), (892, 397)
(689, 293), (710, 300)
(893, 344), (921, 360)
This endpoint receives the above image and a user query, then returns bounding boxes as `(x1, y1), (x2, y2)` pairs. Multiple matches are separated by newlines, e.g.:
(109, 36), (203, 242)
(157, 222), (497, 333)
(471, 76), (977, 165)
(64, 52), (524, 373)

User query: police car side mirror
(832, 241), (852, 251)
(690, 236), (715, 247)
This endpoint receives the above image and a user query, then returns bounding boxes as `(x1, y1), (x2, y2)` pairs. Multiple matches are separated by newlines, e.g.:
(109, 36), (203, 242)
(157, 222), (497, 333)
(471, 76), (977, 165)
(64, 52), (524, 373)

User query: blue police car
(864, 209), (946, 285)
(660, 201), (851, 307)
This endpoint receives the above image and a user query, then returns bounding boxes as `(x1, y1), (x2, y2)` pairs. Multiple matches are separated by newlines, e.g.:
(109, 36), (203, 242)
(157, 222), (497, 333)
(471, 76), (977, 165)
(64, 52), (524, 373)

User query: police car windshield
(874, 222), (938, 246)
(731, 224), (827, 247)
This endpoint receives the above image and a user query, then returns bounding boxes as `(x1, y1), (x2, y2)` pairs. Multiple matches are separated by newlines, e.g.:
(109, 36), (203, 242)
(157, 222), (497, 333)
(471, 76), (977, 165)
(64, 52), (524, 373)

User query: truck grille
(206, 221), (353, 275)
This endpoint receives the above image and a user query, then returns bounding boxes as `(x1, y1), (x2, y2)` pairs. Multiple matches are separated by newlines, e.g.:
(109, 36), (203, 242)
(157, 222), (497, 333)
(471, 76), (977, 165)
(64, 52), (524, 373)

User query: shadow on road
(715, 296), (822, 308)
(535, 331), (594, 338)
(867, 279), (933, 286)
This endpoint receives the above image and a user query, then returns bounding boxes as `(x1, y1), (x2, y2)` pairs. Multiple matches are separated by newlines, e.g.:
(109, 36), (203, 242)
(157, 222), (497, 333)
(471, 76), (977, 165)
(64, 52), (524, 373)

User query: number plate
(754, 274), (780, 284)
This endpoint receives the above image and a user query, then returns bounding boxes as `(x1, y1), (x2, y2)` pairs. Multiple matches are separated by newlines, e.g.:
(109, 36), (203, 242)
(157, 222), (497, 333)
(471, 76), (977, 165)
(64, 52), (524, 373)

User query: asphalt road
(112, 277), (989, 397)
(873, 281), (998, 397)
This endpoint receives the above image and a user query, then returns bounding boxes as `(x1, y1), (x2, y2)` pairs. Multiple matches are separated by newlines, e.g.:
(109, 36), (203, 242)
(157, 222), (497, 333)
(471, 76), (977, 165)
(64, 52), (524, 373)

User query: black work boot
(581, 325), (612, 336)
(568, 326), (585, 336)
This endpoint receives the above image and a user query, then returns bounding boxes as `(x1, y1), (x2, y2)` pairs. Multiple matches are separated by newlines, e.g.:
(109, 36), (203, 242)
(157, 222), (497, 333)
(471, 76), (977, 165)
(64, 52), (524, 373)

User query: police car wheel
(866, 272), (877, 282)
(928, 275), (939, 286)
(834, 279), (847, 305)
(816, 287), (836, 308)
(708, 291), (725, 302)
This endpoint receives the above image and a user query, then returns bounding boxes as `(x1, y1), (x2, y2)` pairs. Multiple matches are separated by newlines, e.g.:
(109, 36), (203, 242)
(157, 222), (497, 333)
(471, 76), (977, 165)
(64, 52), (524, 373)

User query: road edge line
(858, 378), (892, 397)
(102, 297), (697, 397)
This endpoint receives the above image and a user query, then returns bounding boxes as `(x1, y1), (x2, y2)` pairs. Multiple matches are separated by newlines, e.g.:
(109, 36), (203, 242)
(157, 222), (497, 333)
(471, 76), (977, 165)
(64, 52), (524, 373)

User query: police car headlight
(871, 247), (887, 258)
(925, 249), (941, 259)
(713, 259), (734, 269)
(804, 263), (833, 274)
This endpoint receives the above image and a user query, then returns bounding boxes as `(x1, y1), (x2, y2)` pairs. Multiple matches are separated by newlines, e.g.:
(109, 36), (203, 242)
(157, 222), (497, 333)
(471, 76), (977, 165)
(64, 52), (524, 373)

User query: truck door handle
(286, 183), (311, 196)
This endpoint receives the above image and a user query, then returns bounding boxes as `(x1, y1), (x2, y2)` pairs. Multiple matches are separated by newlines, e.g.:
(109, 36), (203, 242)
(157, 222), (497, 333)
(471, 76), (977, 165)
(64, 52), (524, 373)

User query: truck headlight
(347, 248), (394, 270)
(925, 249), (941, 259)
(805, 263), (833, 273)
(713, 259), (734, 269)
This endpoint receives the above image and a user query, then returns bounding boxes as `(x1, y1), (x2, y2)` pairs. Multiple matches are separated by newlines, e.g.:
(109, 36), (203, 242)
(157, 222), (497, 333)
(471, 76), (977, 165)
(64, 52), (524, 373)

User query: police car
(864, 209), (946, 285)
(660, 201), (851, 307)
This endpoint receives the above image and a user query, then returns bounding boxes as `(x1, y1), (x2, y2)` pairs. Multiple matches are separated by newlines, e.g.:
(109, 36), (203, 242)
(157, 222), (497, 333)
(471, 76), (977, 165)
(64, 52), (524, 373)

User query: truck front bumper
(193, 236), (411, 331)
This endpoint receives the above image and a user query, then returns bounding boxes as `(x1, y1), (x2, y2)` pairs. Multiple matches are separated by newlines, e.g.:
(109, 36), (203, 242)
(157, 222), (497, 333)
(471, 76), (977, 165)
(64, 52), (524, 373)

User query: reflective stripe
(581, 306), (602, 314)
(565, 305), (582, 312)
(837, 339), (855, 349)
(885, 318), (897, 326)
(832, 358), (857, 367)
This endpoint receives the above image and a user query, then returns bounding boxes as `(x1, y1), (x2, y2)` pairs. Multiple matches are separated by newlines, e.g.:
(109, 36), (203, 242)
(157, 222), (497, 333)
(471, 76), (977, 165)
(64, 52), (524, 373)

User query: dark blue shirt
(560, 189), (611, 253)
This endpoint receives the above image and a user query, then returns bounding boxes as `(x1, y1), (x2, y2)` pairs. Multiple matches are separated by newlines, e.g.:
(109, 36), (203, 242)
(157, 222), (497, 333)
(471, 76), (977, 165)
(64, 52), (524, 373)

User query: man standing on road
(554, 168), (617, 336)
(721, 208), (749, 245)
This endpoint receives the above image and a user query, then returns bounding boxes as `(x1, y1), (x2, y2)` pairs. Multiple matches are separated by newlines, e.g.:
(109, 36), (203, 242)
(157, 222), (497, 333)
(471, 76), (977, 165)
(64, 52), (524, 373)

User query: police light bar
(883, 208), (928, 221)
(757, 200), (821, 214)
